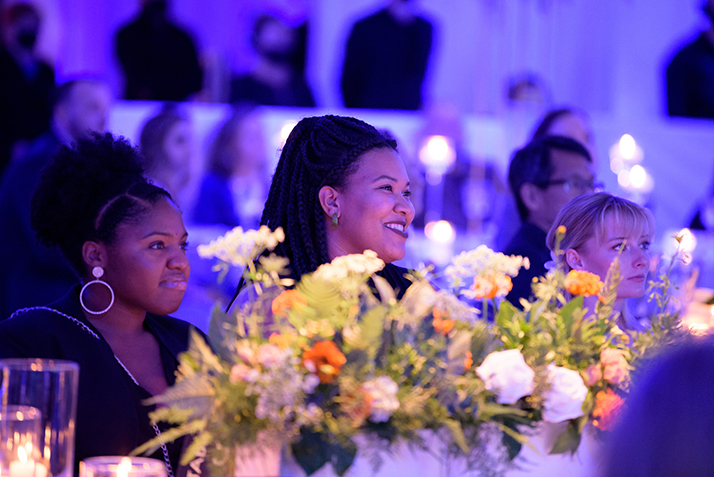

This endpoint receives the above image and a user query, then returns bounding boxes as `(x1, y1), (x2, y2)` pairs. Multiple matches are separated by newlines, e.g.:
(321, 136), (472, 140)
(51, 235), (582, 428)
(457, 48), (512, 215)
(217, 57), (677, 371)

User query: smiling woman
(233, 115), (415, 304)
(0, 133), (205, 476)
(546, 192), (655, 330)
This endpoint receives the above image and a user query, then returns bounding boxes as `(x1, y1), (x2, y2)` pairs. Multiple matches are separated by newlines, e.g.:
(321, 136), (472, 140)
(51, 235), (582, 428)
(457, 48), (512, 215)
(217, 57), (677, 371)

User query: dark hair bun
(31, 132), (170, 272)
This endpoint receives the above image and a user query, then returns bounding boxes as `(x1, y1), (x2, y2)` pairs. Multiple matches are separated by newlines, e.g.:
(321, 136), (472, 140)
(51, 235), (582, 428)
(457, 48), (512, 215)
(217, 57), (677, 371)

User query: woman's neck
(86, 305), (147, 338)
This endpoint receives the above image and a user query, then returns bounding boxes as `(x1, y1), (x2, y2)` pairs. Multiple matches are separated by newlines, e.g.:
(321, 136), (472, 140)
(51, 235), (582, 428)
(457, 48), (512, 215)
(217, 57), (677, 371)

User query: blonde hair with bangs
(546, 192), (655, 271)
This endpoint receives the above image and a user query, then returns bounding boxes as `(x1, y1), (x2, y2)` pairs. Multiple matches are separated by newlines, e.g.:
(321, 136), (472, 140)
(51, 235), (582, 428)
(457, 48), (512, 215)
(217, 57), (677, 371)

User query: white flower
(362, 376), (400, 423)
(302, 374), (320, 394)
(542, 365), (588, 423)
(476, 349), (535, 404)
(444, 245), (528, 294)
(313, 250), (385, 282)
(197, 226), (284, 267)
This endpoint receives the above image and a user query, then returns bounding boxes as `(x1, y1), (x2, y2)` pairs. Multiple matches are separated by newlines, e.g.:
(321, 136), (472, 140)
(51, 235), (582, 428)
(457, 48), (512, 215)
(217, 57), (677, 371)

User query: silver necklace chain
(11, 307), (176, 477)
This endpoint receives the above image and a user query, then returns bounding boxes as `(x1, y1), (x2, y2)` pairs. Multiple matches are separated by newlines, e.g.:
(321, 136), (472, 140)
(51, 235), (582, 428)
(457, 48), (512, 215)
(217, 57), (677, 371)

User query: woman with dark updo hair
(0, 133), (204, 475)
(233, 114), (415, 304)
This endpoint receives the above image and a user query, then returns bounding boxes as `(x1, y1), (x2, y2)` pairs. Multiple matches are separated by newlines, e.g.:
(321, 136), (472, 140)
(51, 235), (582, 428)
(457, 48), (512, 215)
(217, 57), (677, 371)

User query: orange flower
(268, 332), (294, 349)
(302, 341), (347, 384)
(564, 270), (603, 297)
(472, 274), (512, 300)
(433, 308), (455, 335)
(592, 389), (624, 430)
(464, 351), (473, 371)
(271, 289), (307, 316)
(557, 225), (567, 235)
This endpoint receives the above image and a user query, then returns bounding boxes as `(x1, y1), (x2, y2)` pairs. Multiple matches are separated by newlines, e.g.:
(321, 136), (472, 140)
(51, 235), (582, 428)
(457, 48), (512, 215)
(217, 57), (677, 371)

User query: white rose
(542, 365), (588, 423)
(476, 349), (535, 404)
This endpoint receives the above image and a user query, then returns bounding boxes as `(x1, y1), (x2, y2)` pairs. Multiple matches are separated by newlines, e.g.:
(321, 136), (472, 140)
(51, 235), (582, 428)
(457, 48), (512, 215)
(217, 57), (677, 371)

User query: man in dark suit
(0, 79), (111, 318)
(503, 136), (597, 307)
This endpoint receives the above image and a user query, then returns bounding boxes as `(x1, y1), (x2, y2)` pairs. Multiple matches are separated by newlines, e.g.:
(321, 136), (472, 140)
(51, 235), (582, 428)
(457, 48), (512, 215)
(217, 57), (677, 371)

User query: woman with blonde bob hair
(546, 192), (655, 330)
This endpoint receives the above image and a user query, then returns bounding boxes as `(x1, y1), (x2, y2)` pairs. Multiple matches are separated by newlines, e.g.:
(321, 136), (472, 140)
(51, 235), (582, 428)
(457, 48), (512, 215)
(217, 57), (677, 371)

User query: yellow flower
(268, 332), (294, 349)
(433, 308), (455, 335)
(302, 341), (347, 384)
(557, 225), (567, 234)
(592, 389), (624, 430)
(271, 289), (307, 317)
(564, 270), (603, 296)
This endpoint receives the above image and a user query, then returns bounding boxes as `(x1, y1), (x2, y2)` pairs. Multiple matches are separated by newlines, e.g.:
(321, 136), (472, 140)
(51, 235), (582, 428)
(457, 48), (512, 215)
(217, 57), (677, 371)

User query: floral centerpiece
(132, 226), (686, 476)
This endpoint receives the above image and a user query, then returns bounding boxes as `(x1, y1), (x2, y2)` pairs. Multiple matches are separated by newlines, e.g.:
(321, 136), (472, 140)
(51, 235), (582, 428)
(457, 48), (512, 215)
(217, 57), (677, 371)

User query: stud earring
(79, 266), (115, 315)
(332, 213), (339, 227)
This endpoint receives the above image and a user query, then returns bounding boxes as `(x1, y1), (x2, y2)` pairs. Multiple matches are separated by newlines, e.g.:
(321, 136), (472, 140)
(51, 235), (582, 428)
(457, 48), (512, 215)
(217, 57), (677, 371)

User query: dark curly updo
(31, 132), (172, 273)
(260, 115), (397, 281)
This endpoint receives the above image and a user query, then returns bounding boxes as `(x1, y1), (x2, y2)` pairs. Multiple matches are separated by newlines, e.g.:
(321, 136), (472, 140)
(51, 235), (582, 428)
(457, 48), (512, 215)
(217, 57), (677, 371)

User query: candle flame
(18, 446), (28, 464)
(117, 457), (132, 477)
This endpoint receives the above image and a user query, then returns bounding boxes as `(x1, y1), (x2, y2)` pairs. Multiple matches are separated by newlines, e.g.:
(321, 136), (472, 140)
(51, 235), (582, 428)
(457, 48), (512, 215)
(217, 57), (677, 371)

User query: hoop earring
(332, 213), (339, 227)
(80, 266), (115, 315)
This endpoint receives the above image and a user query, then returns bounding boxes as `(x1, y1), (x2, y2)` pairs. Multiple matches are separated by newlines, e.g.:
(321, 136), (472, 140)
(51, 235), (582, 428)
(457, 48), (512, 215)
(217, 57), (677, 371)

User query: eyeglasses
(541, 177), (604, 193)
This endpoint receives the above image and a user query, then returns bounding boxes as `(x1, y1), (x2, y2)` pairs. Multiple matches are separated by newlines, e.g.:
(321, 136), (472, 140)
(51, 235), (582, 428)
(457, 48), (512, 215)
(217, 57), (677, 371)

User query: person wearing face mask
(115, 0), (203, 101)
(546, 192), (655, 331)
(0, 79), (112, 319)
(0, 2), (55, 176)
(229, 14), (315, 107)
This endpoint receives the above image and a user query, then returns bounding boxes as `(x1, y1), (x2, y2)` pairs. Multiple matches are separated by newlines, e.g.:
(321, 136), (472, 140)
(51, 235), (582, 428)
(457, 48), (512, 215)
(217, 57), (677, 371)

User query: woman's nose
(394, 193), (415, 223)
(632, 247), (649, 268)
(169, 248), (191, 273)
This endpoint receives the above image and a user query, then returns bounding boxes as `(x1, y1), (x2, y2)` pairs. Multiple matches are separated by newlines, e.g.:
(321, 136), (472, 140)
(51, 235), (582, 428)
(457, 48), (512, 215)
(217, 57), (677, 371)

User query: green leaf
(291, 430), (329, 475)
(549, 420), (581, 455)
(443, 418), (469, 454)
(330, 438), (357, 477)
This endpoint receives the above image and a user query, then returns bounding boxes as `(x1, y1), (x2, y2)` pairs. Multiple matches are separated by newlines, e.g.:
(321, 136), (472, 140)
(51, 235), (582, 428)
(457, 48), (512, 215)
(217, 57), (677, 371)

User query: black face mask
(17, 29), (38, 50)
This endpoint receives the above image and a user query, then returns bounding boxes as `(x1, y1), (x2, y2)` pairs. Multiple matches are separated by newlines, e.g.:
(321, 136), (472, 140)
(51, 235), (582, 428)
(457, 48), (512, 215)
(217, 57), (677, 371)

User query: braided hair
(261, 115), (397, 281)
(31, 132), (172, 274)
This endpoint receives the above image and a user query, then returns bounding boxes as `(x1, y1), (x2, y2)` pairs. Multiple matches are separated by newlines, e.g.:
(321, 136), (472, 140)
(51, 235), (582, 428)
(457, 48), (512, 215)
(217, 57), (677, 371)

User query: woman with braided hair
(0, 133), (206, 476)
(235, 114), (415, 303)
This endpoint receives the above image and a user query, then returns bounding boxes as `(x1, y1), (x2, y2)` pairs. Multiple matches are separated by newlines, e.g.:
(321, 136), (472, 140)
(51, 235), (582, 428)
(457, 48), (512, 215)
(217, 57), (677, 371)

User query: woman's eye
(403, 189), (412, 198)
(380, 185), (393, 192)
(640, 241), (651, 251)
(150, 242), (165, 250)
(613, 243), (625, 252)
(181, 242), (189, 251)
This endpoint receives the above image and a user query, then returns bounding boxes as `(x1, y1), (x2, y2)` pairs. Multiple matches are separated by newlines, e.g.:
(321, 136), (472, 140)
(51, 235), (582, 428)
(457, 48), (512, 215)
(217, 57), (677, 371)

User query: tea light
(79, 456), (167, 477)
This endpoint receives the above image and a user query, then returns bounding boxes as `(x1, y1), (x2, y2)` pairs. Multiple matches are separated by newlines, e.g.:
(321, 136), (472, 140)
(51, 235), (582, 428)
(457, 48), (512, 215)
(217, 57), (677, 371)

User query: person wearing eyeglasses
(503, 135), (600, 307)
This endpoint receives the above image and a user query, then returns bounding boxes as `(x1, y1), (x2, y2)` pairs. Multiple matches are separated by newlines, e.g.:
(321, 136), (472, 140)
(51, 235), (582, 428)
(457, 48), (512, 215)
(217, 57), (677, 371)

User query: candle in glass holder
(0, 406), (47, 477)
(79, 457), (167, 477)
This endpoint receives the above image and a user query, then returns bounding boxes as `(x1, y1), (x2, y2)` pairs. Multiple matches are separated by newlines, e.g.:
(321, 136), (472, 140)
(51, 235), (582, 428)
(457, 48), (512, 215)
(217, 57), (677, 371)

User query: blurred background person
(0, 2), (55, 176)
(503, 135), (597, 307)
(665, 0), (714, 118)
(115, 0), (203, 101)
(603, 339), (714, 477)
(192, 104), (268, 230)
(138, 105), (194, 206)
(495, 106), (598, 253)
(230, 14), (315, 107)
(0, 79), (111, 318)
(341, 0), (433, 110)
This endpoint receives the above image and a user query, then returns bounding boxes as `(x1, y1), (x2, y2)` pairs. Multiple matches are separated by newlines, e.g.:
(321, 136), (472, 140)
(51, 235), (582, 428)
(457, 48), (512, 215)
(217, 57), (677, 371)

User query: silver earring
(332, 213), (339, 227)
(80, 266), (115, 315)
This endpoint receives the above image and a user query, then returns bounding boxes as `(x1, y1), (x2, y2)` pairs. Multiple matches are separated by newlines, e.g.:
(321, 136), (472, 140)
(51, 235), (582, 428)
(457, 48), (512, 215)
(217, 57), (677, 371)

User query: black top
(230, 74), (315, 107)
(0, 286), (203, 472)
(0, 47), (55, 175)
(116, 14), (203, 101)
(0, 131), (77, 319)
(341, 8), (433, 110)
(666, 33), (714, 118)
(502, 222), (551, 308)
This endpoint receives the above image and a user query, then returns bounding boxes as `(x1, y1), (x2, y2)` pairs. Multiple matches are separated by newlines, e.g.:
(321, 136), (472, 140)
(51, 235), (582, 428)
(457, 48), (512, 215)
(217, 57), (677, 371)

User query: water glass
(0, 405), (46, 477)
(0, 359), (79, 477)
